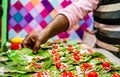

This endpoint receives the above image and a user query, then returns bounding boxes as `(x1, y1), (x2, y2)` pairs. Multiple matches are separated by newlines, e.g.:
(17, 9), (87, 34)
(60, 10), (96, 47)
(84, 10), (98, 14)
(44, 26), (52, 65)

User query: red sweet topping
(10, 43), (21, 50)
(112, 73), (120, 77)
(87, 71), (98, 77)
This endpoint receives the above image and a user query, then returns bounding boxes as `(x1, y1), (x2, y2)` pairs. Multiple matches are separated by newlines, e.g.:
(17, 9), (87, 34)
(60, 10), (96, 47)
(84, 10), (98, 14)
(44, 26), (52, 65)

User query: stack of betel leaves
(0, 38), (120, 77)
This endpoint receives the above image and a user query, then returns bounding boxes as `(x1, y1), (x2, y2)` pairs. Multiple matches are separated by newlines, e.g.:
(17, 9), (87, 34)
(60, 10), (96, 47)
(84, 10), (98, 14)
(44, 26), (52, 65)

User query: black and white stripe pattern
(93, 0), (120, 44)
(94, 0), (120, 25)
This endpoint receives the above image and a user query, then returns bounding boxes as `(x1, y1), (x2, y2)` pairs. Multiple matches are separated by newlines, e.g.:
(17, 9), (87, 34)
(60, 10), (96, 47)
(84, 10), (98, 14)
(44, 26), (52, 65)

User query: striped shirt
(58, 0), (120, 44)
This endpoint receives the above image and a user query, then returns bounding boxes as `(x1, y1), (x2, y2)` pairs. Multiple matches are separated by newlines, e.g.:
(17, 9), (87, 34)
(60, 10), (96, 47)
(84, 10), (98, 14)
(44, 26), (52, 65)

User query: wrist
(38, 28), (50, 44)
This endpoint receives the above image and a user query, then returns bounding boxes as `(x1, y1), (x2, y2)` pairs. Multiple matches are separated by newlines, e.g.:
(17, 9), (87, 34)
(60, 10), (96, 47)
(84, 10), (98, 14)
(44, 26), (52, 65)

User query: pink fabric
(58, 0), (99, 30)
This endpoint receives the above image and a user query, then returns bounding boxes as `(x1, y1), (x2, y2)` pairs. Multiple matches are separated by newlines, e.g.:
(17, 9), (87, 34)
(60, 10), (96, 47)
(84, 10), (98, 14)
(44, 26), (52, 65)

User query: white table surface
(93, 48), (120, 66)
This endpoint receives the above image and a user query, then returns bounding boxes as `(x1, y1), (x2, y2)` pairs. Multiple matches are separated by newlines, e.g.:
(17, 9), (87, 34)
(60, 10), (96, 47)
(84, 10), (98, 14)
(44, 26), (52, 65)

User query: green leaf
(0, 62), (27, 73)
(89, 58), (102, 65)
(0, 52), (7, 56)
(111, 66), (120, 71)
(93, 65), (103, 72)
(17, 73), (33, 77)
(91, 52), (106, 59)
(0, 73), (33, 77)
(114, 45), (120, 48)
(3, 61), (18, 66)
(0, 56), (9, 62)
(7, 48), (51, 65)
(37, 50), (51, 59)
(7, 50), (28, 65)
(42, 57), (53, 69)
(80, 56), (92, 63)
(48, 66), (60, 77)
(41, 41), (52, 48)
(0, 72), (18, 77)
(99, 72), (111, 77)
(65, 65), (76, 71)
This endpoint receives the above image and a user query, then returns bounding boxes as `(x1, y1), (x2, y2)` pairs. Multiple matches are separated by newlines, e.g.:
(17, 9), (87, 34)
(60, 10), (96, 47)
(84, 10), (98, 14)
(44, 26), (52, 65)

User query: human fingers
(33, 40), (41, 54)
(22, 34), (33, 48)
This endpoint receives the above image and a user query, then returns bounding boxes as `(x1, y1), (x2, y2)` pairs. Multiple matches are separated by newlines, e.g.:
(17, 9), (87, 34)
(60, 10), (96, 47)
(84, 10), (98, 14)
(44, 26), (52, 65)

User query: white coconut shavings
(25, 65), (31, 70)
(6, 42), (11, 47)
(6, 49), (11, 53)
(76, 66), (83, 76)
(25, 56), (33, 63)
(80, 49), (88, 54)
(0, 67), (5, 75)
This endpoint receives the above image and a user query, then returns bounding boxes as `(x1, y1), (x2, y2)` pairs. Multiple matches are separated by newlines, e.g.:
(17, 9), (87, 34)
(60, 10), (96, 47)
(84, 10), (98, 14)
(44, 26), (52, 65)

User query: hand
(22, 14), (69, 53)
(22, 30), (49, 54)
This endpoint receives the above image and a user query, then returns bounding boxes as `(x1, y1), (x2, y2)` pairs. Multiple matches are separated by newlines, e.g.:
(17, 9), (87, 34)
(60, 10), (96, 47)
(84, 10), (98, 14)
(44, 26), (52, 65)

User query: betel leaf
(42, 57), (53, 69)
(41, 41), (52, 48)
(7, 48), (51, 65)
(36, 50), (51, 60)
(0, 62), (27, 74)
(91, 52), (106, 58)
(12, 48), (33, 55)
(7, 48), (33, 65)
(4, 61), (18, 66)
(65, 65), (76, 71)
(89, 58), (102, 65)
(10, 54), (28, 65)
(50, 73), (60, 77)
(0, 72), (18, 77)
(80, 56), (92, 63)
(93, 65), (103, 72)
(16, 73), (33, 77)
(99, 72), (111, 77)
(0, 73), (33, 77)
(111, 66), (120, 71)
(0, 56), (9, 62)
(49, 66), (58, 71)
(0, 52), (7, 56)
(48, 66), (60, 77)
(115, 66), (120, 71)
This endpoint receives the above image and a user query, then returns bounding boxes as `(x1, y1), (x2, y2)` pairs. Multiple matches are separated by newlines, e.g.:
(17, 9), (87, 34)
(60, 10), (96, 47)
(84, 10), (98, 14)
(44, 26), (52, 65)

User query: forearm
(22, 14), (69, 53)
(43, 14), (69, 39)
(58, 0), (99, 29)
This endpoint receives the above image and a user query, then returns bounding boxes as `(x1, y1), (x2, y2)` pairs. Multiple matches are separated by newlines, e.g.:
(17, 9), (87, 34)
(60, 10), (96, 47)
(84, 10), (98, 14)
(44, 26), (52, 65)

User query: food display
(0, 38), (120, 77)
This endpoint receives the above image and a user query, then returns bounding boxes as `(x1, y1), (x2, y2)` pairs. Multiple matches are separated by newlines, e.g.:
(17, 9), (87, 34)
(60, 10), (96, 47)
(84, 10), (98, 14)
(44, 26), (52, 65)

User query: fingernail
(33, 51), (36, 54)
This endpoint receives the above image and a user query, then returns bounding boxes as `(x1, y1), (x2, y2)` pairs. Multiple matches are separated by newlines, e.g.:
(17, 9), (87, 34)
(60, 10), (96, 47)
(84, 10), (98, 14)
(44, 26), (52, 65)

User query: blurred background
(1, 0), (94, 49)
(7, 0), (94, 40)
